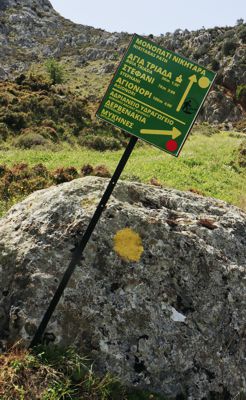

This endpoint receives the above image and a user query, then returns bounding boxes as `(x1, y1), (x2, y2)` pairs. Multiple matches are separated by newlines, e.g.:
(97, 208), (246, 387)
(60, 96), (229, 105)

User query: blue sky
(50, 0), (245, 35)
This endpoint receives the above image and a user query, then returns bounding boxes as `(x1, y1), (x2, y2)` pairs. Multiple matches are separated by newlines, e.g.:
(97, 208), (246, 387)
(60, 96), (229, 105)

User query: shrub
(64, 167), (79, 178)
(0, 123), (9, 141)
(61, 99), (90, 127)
(11, 163), (31, 180)
(238, 26), (246, 43)
(6, 178), (40, 197)
(238, 139), (246, 167)
(236, 18), (244, 25)
(52, 167), (79, 184)
(20, 126), (59, 143)
(15, 68), (51, 91)
(233, 118), (246, 132)
(211, 59), (220, 71)
(81, 164), (94, 176)
(193, 43), (209, 59)
(57, 125), (65, 135)
(236, 85), (246, 103)
(45, 59), (65, 85)
(32, 163), (50, 178)
(79, 135), (122, 151)
(0, 94), (9, 106)
(189, 188), (204, 196)
(41, 119), (57, 129)
(38, 126), (58, 142)
(27, 72), (51, 91)
(0, 163), (51, 202)
(15, 73), (26, 85)
(223, 29), (235, 39)
(215, 72), (223, 85)
(1, 170), (14, 185)
(0, 164), (8, 178)
(0, 164), (80, 210)
(15, 133), (48, 149)
(93, 165), (111, 178)
(0, 80), (92, 145)
(3, 111), (29, 131)
(149, 177), (162, 187)
(222, 40), (237, 56)
(27, 176), (50, 193)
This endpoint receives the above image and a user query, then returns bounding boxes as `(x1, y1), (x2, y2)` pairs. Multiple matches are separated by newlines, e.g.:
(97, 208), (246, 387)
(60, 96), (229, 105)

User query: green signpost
(97, 34), (216, 156)
(30, 35), (216, 348)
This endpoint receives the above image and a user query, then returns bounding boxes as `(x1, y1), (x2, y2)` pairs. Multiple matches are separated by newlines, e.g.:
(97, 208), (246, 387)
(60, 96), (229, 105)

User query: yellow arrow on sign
(176, 74), (198, 112)
(140, 127), (182, 139)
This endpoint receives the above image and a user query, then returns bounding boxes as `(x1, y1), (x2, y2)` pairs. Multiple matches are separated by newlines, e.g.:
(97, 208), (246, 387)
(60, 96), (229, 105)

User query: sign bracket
(29, 134), (138, 348)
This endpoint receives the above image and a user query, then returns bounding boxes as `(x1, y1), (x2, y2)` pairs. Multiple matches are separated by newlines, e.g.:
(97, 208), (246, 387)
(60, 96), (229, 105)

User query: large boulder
(0, 177), (245, 399)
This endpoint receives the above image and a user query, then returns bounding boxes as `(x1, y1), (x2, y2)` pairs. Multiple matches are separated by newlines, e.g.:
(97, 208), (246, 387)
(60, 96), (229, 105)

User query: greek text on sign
(96, 34), (216, 156)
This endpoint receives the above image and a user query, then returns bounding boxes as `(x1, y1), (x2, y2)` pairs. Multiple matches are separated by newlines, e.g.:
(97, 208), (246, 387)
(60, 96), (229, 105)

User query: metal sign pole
(29, 135), (138, 348)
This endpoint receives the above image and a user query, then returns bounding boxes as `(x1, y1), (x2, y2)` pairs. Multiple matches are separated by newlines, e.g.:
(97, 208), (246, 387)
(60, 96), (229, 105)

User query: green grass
(1, 131), (245, 213)
(0, 344), (167, 400)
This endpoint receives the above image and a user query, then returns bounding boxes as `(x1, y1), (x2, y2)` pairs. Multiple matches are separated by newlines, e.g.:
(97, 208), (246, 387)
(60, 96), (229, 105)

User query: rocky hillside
(0, 0), (245, 126)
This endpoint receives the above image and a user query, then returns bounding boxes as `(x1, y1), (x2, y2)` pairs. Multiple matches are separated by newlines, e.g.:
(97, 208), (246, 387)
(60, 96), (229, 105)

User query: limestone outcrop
(0, 0), (245, 124)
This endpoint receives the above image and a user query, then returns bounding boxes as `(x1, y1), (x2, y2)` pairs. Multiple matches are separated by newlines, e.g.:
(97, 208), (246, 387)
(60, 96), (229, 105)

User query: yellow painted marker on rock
(140, 127), (182, 139)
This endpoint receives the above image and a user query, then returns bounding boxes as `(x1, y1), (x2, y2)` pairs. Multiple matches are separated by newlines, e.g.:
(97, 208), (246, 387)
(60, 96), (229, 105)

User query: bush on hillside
(32, 163), (50, 178)
(79, 135), (122, 151)
(94, 164), (111, 178)
(233, 118), (246, 132)
(15, 133), (49, 149)
(45, 58), (65, 85)
(26, 72), (51, 91)
(15, 73), (26, 85)
(0, 163), (51, 202)
(0, 93), (10, 106)
(223, 29), (235, 39)
(0, 162), (115, 210)
(52, 167), (79, 184)
(0, 123), (9, 141)
(238, 26), (246, 43)
(236, 18), (244, 25)
(14, 125), (59, 148)
(0, 81), (127, 150)
(0, 164), (8, 178)
(193, 43), (209, 59)
(238, 139), (246, 167)
(211, 59), (220, 71)
(236, 85), (246, 108)
(222, 40), (237, 56)
(81, 164), (94, 176)
(41, 119), (57, 129)
(3, 111), (29, 131)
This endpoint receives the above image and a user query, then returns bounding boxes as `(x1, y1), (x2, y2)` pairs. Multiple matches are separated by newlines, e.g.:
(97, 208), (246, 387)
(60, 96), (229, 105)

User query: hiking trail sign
(96, 34), (216, 156)
(30, 35), (216, 347)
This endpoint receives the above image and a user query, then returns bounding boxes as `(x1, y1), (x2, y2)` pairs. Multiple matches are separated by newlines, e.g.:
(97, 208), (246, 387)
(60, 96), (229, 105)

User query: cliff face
(0, 0), (53, 10)
(0, 0), (111, 81)
(0, 0), (245, 124)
